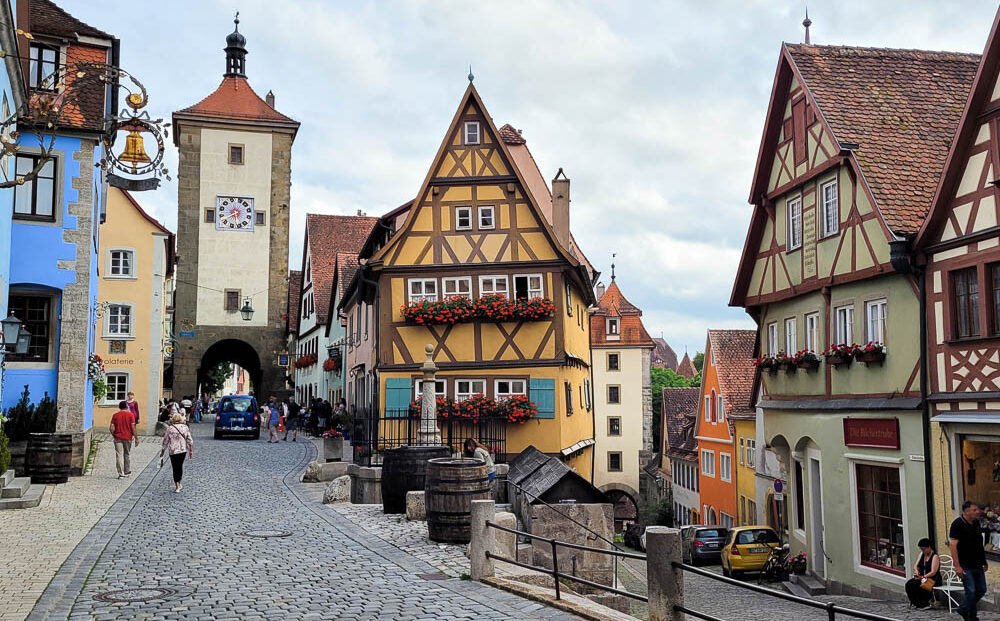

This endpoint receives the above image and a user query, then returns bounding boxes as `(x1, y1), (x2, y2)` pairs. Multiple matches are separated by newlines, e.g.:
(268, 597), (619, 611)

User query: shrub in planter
(775, 351), (797, 373)
(754, 355), (779, 373)
(856, 342), (887, 364)
(823, 343), (858, 367)
(0, 418), (9, 475)
(794, 349), (821, 371)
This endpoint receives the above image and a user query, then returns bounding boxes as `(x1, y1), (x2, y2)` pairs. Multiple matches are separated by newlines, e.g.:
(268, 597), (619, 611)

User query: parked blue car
(214, 395), (260, 440)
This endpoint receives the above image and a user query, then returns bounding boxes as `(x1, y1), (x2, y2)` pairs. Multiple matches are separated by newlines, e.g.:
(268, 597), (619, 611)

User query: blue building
(3, 0), (117, 473)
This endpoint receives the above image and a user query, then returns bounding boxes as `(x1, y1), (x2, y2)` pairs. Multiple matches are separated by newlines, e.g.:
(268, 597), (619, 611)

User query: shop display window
(856, 463), (905, 575)
(961, 438), (1000, 553)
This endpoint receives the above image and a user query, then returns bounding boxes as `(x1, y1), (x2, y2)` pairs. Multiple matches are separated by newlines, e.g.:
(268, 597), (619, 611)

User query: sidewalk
(0, 436), (159, 621)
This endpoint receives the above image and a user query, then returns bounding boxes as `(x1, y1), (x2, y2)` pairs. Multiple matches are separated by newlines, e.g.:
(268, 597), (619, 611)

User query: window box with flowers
(409, 394), (538, 424)
(401, 294), (555, 326)
(794, 350), (821, 372)
(295, 353), (318, 369)
(823, 343), (858, 368)
(856, 342), (887, 365)
(775, 352), (797, 374)
(754, 355), (779, 375)
(322, 358), (340, 373)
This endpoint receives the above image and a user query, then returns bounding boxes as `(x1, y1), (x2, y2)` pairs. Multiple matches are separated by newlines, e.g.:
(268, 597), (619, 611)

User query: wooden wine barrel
(381, 445), (451, 514)
(425, 458), (491, 544)
(27, 433), (73, 484)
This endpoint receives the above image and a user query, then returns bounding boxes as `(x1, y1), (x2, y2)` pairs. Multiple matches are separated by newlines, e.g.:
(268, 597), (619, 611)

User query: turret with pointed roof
(676, 352), (697, 379)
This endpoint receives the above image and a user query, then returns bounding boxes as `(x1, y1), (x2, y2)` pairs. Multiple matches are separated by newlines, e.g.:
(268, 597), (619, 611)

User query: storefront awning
(930, 412), (1000, 424)
(560, 438), (595, 458)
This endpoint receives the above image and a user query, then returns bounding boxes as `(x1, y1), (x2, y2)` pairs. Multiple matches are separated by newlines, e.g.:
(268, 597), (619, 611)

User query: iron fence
(351, 408), (507, 466)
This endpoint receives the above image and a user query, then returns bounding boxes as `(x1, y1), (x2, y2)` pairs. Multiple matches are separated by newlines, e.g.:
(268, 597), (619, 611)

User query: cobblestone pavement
(24, 421), (582, 620)
(0, 435), (160, 621)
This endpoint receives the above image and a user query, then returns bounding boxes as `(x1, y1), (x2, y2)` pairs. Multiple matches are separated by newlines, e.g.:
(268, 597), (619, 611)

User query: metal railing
(351, 408), (507, 466)
(483, 519), (648, 602)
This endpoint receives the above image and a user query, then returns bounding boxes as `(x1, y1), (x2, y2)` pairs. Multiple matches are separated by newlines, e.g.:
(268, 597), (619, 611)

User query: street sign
(773, 478), (783, 493)
(774, 492), (784, 501)
(179, 331), (195, 338)
(277, 354), (289, 367)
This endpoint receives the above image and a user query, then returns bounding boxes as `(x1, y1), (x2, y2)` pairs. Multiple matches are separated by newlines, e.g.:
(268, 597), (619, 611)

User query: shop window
(855, 463), (905, 575)
(961, 438), (1000, 553)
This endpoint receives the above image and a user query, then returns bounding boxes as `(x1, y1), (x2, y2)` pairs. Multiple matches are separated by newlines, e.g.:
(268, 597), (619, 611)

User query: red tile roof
(707, 329), (757, 418)
(786, 44), (979, 234)
(676, 353), (697, 379)
(590, 281), (654, 347)
(30, 0), (111, 39)
(652, 338), (678, 371)
(498, 123), (526, 145)
(305, 214), (378, 328)
(663, 387), (700, 460)
(175, 77), (298, 126)
(287, 270), (302, 334)
(334, 252), (359, 304)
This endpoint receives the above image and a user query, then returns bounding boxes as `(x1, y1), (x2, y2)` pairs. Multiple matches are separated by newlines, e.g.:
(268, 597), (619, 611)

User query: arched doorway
(198, 339), (262, 397)
(604, 489), (639, 533)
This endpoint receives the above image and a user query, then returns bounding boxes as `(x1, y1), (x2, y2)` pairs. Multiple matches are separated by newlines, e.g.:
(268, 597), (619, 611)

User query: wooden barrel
(425, 458), (491, 544)
(27, 433), (73, 484)
(381, 445), (451, 514)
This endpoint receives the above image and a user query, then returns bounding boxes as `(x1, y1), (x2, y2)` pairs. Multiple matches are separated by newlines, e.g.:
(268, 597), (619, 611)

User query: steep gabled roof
(663, 387), (700, 460)
(30, 0), (111, 39)
(287, 270), (302, 335)
(676, 353), (697, 379)
(652, 338), (678, 370)
(174, 77), (299, 130)
(304, 214), (378, 327)
(334, 252), (359, 304)
(708, 330), (757, 419)
(590, 281), (654, 347)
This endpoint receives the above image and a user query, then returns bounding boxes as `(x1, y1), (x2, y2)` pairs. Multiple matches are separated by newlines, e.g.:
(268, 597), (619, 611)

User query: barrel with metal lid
(425, 457), (492, 543)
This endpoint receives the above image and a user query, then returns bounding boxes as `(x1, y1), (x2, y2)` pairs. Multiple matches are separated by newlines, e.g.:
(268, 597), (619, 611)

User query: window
(255, 211), (265, 226)
(478, 205), (495, 230)
(108, 249), (135, 278)
(479, 275), (508, 299)
(740, 496), (747, 525)
(805, 312), (819, 352)
(564, 381), (573, 416)
(584, 379), (592, 410)
(607, 317), (620, 339)
(607, 385), (620, 404)
(608, 417), (621, 436)
(6, 295), (51, 361)
(865, 299), (887, 345)
(29, 43), (58, 90)
(495, 379), (526, 400)
(565, 281), (573, 316)
(442, 277), (472, 299)
(455, 206), (472, 230)
(820, 180), (839, 238)
(720, 512), (734, 529)
(409, 278), (438, 303)
(992, 264), (1000, 335)
(701, 449), (715, 477)
(746, 438), (756, 468)
(704, 395), (711, 422)
(229, 144), (244, 165)
(787, 196), (803, 250)
(464, 121), (480, 145)
(514, 274), (543, 300)
(205, 208), (215, 223)
(955, 267), (980, 339)
(710, 389), (717, 422)
(13, 155), (55, 220)
(835, 305), (854, 344)
(747, 499), (757, 523)
(106, 304), (132, 337)
(608, 452), (622, 472)
(739, 437), (745, 465)
(793, 460), (805, 530)
(105, 373), (129, 404)
(225, 289), (240, 312)
(856, 463), (904, 575)
(767, 322), (778, 355)
(720, 453), (732, 482)
(784, 317), (796, 352)
(414, 379), (446, 400)
(718, 394), (724, 422)
(607, 352), (620, 371)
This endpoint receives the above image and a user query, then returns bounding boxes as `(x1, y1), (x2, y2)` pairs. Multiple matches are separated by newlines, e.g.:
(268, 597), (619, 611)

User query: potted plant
(790, 551), (808, 575)
(775, 351), (797, 374)
(856, 341), (887, 365)
(794, 349), (821, 372)
(321, 429), (344, 463)
(823, 343), (857, 368)
(754, 355), (779, 374)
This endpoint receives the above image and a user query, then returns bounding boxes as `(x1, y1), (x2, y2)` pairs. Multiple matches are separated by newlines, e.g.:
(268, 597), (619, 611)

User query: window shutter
(529, 378), (555, 419)
(385, 377), (411, 418)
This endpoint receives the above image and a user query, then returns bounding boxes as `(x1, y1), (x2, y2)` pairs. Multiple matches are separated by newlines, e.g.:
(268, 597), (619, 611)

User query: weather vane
(468, 65), (474, 83)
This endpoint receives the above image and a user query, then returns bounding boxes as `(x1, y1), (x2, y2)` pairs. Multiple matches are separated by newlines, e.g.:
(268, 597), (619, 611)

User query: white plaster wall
(593, 346), (644, 496)
(196, 128), (272, 327)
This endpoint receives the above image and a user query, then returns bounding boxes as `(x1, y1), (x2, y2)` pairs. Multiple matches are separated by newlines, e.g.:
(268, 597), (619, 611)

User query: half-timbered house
(731, 43), (977, 595)
(341, 84), (599, 477)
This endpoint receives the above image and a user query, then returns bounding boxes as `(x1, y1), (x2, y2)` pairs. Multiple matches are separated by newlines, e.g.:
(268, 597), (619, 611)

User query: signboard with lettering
(843, 418), (900, 450)
(179, 331), (195, 338)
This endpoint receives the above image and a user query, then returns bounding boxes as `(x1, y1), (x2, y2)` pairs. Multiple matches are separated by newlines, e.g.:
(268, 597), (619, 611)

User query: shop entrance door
(809, 456), (825, 579)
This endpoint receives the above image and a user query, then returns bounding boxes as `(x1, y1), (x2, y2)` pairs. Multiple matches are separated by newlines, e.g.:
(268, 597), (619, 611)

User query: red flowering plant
(409, 395), (459, 419)
(499, 395), (539, 424)
(754, 355), (779, 370)
(859, 341), (886, 355)
(822, 343), (859, 358)
(793, 349), (821, 364)
(455, 394), (495, 422)
(475, 294), (517, 322)
(295, 353), (318, 369)
(401, 295), (556, 326)
(401, 296), (477, 325)
(322, 358), (340, 373)
(513, 297), (556, 320)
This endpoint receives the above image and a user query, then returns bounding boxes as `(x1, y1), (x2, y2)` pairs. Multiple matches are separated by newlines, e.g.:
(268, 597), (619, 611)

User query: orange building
(695, 330), (756, 528)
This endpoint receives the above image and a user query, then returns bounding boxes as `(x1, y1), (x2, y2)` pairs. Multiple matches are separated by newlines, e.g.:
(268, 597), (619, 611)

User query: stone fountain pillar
(417, 344), (442, 446)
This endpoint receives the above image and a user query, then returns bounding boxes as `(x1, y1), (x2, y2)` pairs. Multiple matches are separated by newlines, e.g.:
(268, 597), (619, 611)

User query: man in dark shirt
(950, 500), (988, 621)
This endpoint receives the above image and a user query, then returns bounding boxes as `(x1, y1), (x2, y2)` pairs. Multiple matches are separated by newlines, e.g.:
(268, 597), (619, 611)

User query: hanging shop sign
(843, 417), (900, 450)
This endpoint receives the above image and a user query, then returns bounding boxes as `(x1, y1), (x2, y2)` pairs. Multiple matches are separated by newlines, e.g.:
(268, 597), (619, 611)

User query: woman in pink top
(160, 413), (194, 493)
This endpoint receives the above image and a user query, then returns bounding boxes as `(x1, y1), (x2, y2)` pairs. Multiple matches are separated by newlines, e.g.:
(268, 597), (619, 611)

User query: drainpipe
(889, 237), (936, 548)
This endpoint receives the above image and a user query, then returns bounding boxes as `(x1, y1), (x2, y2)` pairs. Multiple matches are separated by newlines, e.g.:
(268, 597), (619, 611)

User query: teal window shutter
(529, 378), (555, 419)
(385, 377), (412, 418)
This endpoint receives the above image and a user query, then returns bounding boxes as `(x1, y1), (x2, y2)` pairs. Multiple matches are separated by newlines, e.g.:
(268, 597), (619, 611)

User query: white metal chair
(934, 555), (964, 612)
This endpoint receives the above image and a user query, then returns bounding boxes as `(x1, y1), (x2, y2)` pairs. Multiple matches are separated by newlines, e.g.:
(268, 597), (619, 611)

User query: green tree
(201, 362), (235, 395)
(693, 352), (704, 373)
(651, 367), (701, 448)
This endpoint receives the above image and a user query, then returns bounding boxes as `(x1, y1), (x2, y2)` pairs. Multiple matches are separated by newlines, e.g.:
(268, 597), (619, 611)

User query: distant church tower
(171, 16), (299, 397)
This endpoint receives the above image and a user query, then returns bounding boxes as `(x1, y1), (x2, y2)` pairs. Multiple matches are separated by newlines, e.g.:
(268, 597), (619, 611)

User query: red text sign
(843, 418), (900, 450)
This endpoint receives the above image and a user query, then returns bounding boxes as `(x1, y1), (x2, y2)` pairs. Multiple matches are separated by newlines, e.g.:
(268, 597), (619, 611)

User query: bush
(646, 497), (674, 527)
(1, 385), (57, 442)
(0, 425), (9, 474)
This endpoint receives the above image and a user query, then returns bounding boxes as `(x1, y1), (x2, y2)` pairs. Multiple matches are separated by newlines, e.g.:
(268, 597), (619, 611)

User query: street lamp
(240, 297), (254, 321)
(0, 312), (30, 354)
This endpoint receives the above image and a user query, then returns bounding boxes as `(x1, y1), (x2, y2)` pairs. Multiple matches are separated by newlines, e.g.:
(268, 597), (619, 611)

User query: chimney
(551, 168), (571, 250)
(266, 90), (275, 108)
(595, 282), (606, 300)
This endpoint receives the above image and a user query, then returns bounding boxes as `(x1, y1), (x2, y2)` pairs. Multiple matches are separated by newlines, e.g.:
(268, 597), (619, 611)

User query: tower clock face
(216, 196), (254, 231)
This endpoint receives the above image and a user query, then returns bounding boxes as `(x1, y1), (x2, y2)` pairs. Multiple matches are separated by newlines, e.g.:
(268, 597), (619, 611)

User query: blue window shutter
(530, 378), (555, 419)
(385, 377), (412, 418)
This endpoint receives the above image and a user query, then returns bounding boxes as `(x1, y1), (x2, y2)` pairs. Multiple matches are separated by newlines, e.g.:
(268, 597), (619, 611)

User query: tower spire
(468, 65), (474, 83)
(803, 7), (812, 44)
(611, 252), (616, 282)
(224, 12), (248, 78)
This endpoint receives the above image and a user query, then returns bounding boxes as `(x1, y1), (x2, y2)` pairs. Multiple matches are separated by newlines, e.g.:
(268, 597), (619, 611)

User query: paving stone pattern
(25, 423), (582, 620)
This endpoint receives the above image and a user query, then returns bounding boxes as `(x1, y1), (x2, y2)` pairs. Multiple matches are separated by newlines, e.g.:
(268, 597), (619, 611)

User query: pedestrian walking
(318, 399), (331, 432)
(284, 398), (300, 442)
(950, 500), (988, 621)
(109, 400), (138, 479)
(266, 397), (280, 442)
(160, 413), (194, 493)
(126, 391), (140, 425)
(191, 397), (202, 423)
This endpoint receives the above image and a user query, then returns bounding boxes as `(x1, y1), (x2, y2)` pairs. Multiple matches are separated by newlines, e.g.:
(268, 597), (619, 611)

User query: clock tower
(171, 17), (299, 398)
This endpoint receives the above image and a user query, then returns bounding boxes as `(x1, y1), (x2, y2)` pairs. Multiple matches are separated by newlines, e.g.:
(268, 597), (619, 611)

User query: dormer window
(464, 121), (480, 145)
(606, 317), (620, 340)
(29, 44), (58, 91)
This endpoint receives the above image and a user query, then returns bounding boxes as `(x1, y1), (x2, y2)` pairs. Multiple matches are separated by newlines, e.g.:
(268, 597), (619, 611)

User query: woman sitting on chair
(905, 538), (941, 608)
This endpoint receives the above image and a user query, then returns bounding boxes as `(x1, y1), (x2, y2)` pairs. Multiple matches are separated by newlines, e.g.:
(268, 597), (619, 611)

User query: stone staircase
(0, 469), (44, 509)
(783, 572), (827, 598)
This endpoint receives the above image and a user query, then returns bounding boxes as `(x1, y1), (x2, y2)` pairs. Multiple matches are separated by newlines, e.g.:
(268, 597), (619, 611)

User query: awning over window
(930, 413), (1000, 424)
(560, 438), (595, 458)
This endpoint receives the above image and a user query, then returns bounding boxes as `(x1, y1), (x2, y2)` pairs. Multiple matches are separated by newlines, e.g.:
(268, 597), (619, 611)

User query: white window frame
(767, 322), (778, 355)
(865, 298), (887, 346)
(607, 317), (620, 341)
(704, 395), (711, 422)
(442, 276), (472, 300)
(464, 121), (480, 145)
(835, 304), (855, 344)
(747, 438), (756, 468)
(455, 206), (472, 231)
(720, 512), (735, 529)
(103, 371), (130, 405)
(478, 275), (509, 299)
(495, 379), (526, 400)
(414, 379), (446, 400)
(107, 247), (136, 279)
(720, 453), (732, 482)
(784, 317), (796, 353)
(514, 273), (544, 300)
(454, 379), (486, 402)
(805, 312), (819, 352)
(478, 205), (495, 230)
(739, 437), (745, 465)
(787, 196), (803, 250)
(408, 278), (438, 303)
(583, 378), (592, 410)
(820, 180), (839, 238)
(104, 303), (134, 338)
(717, 394), (724, 422)
(701, 449), (715, 477)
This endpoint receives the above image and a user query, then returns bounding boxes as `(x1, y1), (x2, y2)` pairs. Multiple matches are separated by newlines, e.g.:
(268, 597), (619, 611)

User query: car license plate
(705, 542), (717, 548)
(750, 547), (768, 554)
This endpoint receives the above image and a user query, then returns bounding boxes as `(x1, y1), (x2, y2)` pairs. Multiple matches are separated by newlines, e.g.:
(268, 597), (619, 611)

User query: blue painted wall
(0, 0), (20, 405)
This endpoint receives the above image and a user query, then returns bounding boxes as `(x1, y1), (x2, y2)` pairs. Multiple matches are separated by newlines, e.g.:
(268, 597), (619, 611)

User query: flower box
(825, 353), (852, 367)
(323, 436), (344, 462)
(777, 360), (797, 374)
(793, 350), (821, 372)
(409, 394), (538, 424)
(796, 359), (820, 372)
(823, 344), (858, 368)
(401, 295), (555, 326)
(856, 350), (886, 365)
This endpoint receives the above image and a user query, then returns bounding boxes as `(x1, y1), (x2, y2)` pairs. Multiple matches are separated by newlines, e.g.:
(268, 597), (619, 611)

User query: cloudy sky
(73, 0), (999, 353)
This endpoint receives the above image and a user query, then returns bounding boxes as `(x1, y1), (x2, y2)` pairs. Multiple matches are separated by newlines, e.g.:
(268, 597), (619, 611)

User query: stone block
(517, 542), (533, 565)
(302, 460), (350, 482)
(348, 464), (382, 504)
(494, 511), (517, 560)
(323, 476), (351, 504)
(530, 503), (615, 589)
(405, 490), (425, 521)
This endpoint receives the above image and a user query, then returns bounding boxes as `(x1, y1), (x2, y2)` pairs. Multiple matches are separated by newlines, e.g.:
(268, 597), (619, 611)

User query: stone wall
(529, 503), (615, 588)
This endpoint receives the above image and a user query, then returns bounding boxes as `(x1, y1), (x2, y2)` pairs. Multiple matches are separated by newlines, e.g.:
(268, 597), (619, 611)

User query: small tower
(224, 13), (247, 77)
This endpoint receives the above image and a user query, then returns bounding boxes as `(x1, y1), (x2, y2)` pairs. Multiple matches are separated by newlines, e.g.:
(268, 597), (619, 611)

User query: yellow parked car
(720, 526), (781, 578)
